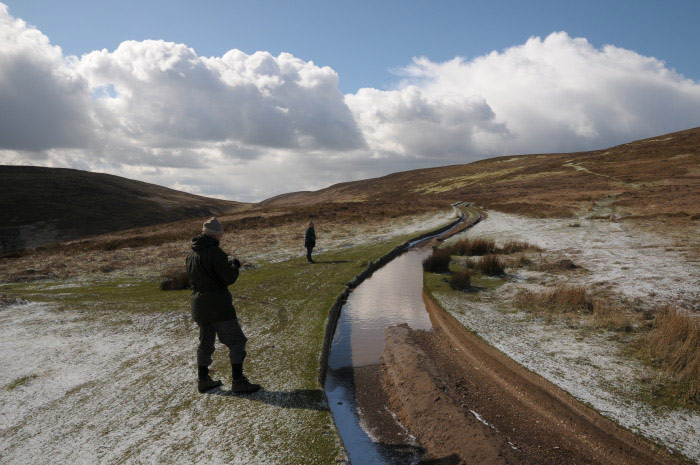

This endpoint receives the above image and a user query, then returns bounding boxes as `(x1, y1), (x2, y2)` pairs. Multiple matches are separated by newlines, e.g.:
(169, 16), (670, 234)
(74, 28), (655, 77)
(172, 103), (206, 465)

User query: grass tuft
(514, 285), (591, 314)
(422, 248), (452, 273)
(642, 307), (699, 399)
(592, 300), (633, 332)
(448, 238), (541, 257)
(159, 269), (190, 291)
(500, 241), (542, 254)
(448, 270), (472, 291)
(477, 254), (505, 276)
(448, 238), (496, 256)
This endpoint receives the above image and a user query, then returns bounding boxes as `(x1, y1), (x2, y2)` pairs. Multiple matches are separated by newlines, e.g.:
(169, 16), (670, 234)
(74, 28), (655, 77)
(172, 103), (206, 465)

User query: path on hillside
(350, 208), (687, 465)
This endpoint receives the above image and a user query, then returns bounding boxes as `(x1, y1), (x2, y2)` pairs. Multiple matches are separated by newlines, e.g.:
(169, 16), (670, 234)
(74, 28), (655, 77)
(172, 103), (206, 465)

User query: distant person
(186, 217), (261, 394)
(305, 221), (316, 263)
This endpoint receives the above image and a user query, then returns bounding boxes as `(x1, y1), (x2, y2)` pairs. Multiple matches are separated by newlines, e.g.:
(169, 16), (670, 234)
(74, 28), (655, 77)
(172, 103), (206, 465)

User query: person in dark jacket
(305, 221), (316, 263)
(186, 217), (261, 394)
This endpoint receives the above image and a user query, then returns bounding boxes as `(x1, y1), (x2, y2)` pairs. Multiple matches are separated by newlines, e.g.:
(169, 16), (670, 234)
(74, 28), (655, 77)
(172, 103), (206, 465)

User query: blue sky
(7, 0), (700, 93)
(1, 1), (699, 201)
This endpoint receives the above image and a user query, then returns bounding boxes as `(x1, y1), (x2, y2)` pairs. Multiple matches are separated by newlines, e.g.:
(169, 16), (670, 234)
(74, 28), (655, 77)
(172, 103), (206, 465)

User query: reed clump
(449, 270), (472, 291)
(500, 241), (542, 254)
(422, 247), (453, 273)
(448, 238), (541, 257)
(477, 254), (505, 276)
(449, 238), (496, 256)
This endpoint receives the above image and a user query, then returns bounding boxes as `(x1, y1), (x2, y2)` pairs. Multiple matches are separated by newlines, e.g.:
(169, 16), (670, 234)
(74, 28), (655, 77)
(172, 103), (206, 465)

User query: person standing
(305, 221), (316, 263)
(186, 217), (261, 394)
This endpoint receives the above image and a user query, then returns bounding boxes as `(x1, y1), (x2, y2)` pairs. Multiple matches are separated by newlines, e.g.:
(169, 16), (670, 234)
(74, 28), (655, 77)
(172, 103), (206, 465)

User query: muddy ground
(352, 304), (690, 465)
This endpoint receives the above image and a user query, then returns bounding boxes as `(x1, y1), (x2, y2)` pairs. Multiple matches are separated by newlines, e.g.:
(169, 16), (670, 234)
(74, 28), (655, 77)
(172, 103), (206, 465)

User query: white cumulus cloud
(0, 4), (94, 151)
(0, 1), (698, 202)
(386, 31), (700, 155)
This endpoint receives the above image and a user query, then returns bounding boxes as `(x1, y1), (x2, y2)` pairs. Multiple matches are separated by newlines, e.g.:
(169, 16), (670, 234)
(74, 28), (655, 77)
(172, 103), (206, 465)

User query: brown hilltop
(260, 127), (700, 219)
(0, 166), (247, 252)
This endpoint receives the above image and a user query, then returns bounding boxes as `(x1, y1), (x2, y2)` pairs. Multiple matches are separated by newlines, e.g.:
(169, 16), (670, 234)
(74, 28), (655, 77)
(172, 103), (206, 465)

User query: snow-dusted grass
(0, 292), (338, 465)
(433, 210), (700, 462)
(0, 211), (456, 465)
(448, 211), (699, 310)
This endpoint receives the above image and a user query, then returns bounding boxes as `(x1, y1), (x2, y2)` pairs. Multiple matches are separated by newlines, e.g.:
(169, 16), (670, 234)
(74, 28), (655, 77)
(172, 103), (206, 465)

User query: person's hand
(231, 258), (241, 268)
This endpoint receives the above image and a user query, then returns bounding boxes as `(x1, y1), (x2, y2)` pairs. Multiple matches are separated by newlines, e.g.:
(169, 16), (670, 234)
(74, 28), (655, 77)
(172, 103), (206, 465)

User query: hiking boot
(197, 376), (223, 393)
(231, 376), (261, 394)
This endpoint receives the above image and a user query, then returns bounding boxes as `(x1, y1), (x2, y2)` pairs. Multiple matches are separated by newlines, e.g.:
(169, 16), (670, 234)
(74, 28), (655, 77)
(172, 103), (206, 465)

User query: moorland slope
(0, 166), (247, 252)
(261, 127), (700, 219)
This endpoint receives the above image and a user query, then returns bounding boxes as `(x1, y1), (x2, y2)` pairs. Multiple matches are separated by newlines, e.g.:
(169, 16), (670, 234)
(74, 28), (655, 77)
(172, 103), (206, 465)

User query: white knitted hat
(202, 217), (224, 236)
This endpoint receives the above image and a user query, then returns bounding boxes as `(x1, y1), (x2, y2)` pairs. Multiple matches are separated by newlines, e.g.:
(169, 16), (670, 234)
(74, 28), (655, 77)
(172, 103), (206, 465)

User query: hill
(0, 166), (247, 252)
(260, 127), (700, 219)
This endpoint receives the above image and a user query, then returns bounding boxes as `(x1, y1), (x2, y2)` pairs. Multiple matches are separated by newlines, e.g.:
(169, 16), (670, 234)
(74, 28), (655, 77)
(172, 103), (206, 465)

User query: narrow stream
(324, 246), (435, 464)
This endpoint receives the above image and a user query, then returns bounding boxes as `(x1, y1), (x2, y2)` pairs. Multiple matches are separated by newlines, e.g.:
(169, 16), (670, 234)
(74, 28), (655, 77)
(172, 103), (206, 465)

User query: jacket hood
(191, 234), (220, 252)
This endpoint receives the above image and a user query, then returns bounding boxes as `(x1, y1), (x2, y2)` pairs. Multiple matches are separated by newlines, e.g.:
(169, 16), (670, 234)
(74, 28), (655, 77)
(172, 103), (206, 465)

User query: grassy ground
(0, 219), (445, 464)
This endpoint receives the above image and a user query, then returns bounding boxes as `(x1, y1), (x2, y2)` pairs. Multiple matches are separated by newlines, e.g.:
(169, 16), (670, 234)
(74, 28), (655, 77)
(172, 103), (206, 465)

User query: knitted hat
(202, 217), (224, 236)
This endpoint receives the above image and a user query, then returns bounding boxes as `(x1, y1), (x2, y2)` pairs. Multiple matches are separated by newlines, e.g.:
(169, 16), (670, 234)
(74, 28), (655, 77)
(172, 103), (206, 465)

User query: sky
(1, 1), (699, 201)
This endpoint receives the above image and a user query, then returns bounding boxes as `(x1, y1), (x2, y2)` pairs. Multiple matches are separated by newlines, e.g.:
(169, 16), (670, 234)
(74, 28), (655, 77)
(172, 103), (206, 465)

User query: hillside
(260, 127), (700, 219)
(0, 166), (247, 252)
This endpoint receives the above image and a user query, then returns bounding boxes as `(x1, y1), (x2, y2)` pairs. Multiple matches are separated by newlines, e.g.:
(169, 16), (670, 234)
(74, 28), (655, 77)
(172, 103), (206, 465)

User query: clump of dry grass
(503, 253), (531, 268)
(592, 300), (633, 332)
(643, 307), (699, 398)
(477, 254), (505, 276)
(514, 285), (592, 314)
(423, 247), (453, 273)
(160, 269), (190, 291)
(469, 238), (497, 255)
(448, 238), (496, 256)
(500, 241), (542, 254)
(449, 270), (471, 291)
(536, 258), (580, 272)
(514, 286), (641, 332)
(448, 238), (541, 258)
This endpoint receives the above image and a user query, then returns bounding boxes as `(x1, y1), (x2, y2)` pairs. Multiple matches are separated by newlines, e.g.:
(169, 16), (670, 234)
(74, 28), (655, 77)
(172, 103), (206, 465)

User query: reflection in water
(325, 370), (389, 464)
(328, 248), (433, 371)
(326, 247), (434, 464)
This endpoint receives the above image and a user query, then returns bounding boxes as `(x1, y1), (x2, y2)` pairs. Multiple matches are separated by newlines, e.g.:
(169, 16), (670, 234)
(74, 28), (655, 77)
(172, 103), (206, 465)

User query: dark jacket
(186, 235), (239, 323)
(305, 227), (316, 248)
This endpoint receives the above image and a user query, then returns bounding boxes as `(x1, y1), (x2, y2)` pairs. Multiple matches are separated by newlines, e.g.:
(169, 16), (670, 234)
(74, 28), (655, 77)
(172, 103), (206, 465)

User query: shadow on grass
(204, 387), (330, 411)
(312, 260), (351, 265)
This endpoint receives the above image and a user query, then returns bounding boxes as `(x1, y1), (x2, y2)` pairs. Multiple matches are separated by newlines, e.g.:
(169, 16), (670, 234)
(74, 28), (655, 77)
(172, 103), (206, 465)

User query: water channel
(325, 246), (433, 464)
(324, 209), (476, 464)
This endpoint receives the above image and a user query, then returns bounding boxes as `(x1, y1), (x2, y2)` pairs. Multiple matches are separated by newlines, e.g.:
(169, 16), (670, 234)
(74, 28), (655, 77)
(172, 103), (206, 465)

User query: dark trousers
(306, 245), (314, 262)
(197, 317), (247, 367)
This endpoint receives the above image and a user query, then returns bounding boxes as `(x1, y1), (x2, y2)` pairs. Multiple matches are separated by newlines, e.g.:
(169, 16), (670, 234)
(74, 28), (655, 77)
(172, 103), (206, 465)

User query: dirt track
(366, 295), (688, 464)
